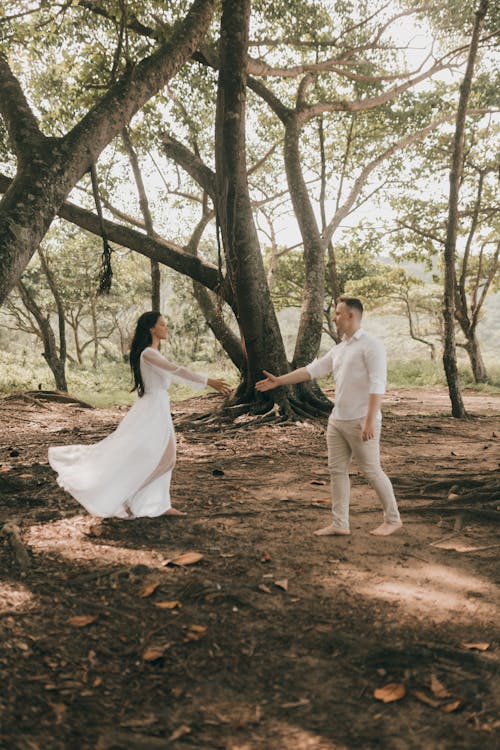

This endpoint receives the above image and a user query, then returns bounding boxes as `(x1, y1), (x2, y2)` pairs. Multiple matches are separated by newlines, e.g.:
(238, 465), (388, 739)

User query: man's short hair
(339, 296), (363, 316)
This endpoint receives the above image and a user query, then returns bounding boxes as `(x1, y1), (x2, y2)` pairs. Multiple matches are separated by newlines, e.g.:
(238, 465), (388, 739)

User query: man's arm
(255, 367), (311, 392)
(362, 393), (383, 441)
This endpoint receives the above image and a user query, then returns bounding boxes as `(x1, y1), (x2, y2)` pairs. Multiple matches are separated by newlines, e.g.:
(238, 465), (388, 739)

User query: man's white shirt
(306, 329), (386, 420)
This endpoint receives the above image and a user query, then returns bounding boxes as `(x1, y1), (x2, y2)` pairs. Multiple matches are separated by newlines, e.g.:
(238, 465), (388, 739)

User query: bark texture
(442, 0), (488, 417)
(215, 0), (289, 403)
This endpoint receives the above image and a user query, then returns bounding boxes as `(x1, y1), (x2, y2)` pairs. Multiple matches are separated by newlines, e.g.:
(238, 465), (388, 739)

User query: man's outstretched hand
(255, 370), (280, 392)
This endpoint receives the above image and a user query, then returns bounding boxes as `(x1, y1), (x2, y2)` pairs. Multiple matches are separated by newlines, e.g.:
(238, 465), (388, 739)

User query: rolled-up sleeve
(306, 348), (334, 380)
(364, 339), (386, 394)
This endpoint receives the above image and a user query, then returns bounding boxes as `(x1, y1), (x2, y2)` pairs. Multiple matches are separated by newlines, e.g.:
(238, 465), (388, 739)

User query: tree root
(3, 390), (93, 408)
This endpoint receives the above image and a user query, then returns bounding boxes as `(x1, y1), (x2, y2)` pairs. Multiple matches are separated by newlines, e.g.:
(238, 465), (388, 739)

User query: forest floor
(0, 387), (499, 750)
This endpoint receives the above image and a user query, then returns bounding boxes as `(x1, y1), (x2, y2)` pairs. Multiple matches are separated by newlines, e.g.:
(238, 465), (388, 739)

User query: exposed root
(3, 390), (93, 408)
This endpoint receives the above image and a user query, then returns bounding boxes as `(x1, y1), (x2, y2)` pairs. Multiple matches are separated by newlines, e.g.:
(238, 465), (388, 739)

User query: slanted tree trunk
(121, 127), (161, 310)
(465, 334), (487, 382)
(17, 279), (67, 391)
(442, 0), (488, 416)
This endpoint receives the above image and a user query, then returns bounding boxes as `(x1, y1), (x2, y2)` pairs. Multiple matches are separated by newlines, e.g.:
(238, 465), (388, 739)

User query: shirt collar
(342, 328), (364, 343)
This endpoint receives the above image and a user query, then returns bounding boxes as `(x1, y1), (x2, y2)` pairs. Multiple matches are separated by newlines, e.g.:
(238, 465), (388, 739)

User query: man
(256, 296), (402, 537)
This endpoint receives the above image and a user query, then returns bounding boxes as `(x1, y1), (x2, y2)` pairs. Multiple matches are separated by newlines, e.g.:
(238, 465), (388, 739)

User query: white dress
(48, 348), (208, 518)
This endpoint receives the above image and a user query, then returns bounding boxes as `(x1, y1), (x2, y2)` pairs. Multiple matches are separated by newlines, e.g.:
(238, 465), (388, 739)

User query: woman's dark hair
(129, 311), (161, 396)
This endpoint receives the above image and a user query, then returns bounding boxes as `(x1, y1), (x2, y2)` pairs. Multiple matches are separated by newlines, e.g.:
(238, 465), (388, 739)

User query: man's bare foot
(162, 507), (186, 517)
(370, 522), (403, 536)
(314, 524), (350, 537)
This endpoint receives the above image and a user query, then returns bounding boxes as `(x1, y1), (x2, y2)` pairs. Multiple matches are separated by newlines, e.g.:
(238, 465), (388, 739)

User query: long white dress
(48, 348), (208, 518)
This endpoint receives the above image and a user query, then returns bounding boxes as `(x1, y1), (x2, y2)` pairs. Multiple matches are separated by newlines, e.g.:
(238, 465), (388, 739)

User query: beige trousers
(326, 418), (401, 531)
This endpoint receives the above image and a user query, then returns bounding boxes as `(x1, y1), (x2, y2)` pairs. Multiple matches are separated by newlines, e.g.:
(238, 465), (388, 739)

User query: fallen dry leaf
(430, 673), (451, 698)
(310, 479), (326, 486)
(260, 552), (272, 563)
(280, 698), (310, 709)
(461, 642), (490, 651)
(168, 551), (204, 566)
(183, 624), (208, 641)
(441, 700), (461, 713)
(67, 615), (98, 628)
(374, 683), (406, 703)
(275, 579), (289, 591)
(92, 677), (102, 688)
(187, 624), (207, 634)
(120, 714), (158, 728)
(142, 644), (170, 661)
(258, 583), (272, 594)
(139, 581), (161, 598)
(412, 690), (442, 708)
(48, 702), (66, 724)
(168, 725), (191, 741)
(154, 600), (182, 609)
(17, 473), (33, 479)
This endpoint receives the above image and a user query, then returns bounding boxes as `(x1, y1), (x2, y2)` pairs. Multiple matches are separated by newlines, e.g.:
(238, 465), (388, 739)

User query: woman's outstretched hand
(255, 370), (280, 392)
(208, 377), (232, 396)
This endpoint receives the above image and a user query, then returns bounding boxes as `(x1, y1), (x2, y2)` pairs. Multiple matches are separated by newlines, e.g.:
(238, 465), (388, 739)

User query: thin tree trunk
(121, 127), (161, 310)
(465, 332), (487, 383)
(17, 281), (67, 391)
(442, 0), (488, 417)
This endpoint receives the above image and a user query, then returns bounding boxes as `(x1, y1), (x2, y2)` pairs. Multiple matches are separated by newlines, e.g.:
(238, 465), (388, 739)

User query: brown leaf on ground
(120, 714), (157, 728)
(139, 581), (161, 598)
(183, 624), (207, 642)
(430, 673), (451, 698)
(153, 600), (182, 609)
(142, 644), (170, 661)
(441, 700), (461, 713)
(260, 551), (272, 563)
(168, 551), (204, 566)
(275, 579), (288, 591)
(374, 683), (406, 703)
(187, 624), (207, 633)
(280, 697), (310, 709)
(461, 642), (490, 651)
(258, 583), (272, 594)
(412, 690), (442, 708)
(168, 725), (191, 741)
(48, 702), (67, 723)
(67, 615), (98, 627)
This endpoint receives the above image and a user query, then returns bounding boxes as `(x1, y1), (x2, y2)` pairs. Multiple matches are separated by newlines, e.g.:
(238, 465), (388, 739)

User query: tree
(442, 0), (489, 416)
(0, 0), (217, 304)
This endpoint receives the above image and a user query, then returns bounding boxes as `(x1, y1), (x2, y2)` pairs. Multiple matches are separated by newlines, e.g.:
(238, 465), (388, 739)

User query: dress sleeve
(306, 347), (334, 380)
(142, 348), (208, 389)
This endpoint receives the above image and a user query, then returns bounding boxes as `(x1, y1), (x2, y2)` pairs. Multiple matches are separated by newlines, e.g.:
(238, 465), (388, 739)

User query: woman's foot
(162, 507), (186, 516)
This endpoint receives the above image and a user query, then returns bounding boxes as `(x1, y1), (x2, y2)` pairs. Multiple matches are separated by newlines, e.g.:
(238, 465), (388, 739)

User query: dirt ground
(0, 387), (499, 750)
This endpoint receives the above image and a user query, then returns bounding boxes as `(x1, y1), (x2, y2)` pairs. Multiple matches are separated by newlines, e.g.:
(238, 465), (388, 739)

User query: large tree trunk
(214, 0), (289, 406)
(0, 0), (216, 305)
(442, 0), (488, 417)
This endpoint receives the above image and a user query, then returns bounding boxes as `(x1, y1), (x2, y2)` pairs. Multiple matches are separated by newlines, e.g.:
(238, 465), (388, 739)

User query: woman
(48, 311), (231, 518)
